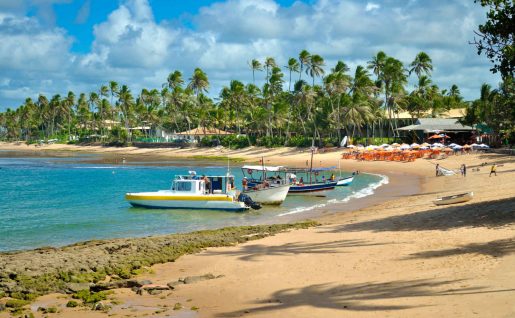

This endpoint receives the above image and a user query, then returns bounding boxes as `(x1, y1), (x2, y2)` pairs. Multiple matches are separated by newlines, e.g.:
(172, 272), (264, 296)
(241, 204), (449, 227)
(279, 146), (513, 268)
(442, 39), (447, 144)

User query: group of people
(435, 163), (497, 177)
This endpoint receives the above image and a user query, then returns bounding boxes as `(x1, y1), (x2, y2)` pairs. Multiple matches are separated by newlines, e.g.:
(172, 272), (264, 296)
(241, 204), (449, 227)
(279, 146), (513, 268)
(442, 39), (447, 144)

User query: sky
(0, 0), (501, 111)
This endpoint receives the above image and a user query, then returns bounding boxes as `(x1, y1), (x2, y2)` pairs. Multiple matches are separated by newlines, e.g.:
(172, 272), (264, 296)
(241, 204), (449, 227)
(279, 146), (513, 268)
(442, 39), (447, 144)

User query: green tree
(472, 0), (514, 77)
(249, 59), (263, 85)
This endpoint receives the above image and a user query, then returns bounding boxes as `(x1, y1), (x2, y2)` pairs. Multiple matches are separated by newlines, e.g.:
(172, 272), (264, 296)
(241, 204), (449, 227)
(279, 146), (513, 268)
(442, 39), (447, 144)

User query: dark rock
(166, 281), (184, 289)
(65, 282), (91, 294)
(134, 284), (169, 295)
(147, 289), (163, 295)
(91, 279), (148, 292)
(138, 280), (152, 286)
(93, 302), (110, 311)
(183, 273), (216, 284)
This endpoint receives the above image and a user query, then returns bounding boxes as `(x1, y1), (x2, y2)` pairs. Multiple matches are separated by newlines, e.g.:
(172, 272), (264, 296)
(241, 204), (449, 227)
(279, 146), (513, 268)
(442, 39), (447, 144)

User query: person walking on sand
(489, 164), (497, 177)
(435, 164), (440, 177)
(462, 164), (466, 177)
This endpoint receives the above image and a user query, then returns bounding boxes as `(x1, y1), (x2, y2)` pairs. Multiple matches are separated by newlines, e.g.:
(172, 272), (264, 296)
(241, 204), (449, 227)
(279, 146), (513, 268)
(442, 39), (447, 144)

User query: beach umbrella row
(346, 142), (490, 150)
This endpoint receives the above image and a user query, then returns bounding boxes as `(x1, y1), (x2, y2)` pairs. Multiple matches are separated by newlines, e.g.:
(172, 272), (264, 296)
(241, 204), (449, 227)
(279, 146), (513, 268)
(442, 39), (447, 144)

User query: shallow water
(0, 153), (385, 251)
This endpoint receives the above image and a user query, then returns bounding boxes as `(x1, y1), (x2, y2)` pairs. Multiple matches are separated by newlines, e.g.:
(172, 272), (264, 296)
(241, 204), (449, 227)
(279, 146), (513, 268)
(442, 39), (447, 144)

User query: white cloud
(365, 2), (380, 11)
(0, 0), (502, 110)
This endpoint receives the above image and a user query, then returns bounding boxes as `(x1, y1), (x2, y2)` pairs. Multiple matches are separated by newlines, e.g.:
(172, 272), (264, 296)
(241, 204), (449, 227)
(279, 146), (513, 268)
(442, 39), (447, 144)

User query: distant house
(396, 118), (475, 143)
(174, 127), (233, 142)
(396, 118), (474, 133)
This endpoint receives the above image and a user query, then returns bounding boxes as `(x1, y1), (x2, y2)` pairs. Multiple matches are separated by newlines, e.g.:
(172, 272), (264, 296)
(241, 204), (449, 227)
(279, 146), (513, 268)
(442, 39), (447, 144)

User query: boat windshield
(175, 181), (193, 192)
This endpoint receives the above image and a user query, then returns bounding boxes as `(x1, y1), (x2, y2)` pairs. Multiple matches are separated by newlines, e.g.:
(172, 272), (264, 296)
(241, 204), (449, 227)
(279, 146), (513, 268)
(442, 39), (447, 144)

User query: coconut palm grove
(0, 49), (513, 148)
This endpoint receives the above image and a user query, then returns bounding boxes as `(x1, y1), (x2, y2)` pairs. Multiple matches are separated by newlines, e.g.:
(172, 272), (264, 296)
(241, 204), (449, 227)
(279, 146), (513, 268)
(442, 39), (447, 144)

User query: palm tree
(109, 81), (119, 124)
(187, 68), (209, 96)
(305, 54), (325, 86)
(409, 52), (433, 78)
(249, 59), (263, 85)
(285, 58), (300, 92)
(264, 57), (277, 83)
(118, 85), (134, 143)
(298, 50), (311, 81)
(367, 51), (387, 79)
(164, 70), (184, 90)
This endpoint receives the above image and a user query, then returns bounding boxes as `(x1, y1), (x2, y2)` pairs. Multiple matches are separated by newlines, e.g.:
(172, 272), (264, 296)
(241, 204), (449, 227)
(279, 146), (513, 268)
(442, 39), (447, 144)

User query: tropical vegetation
(0, 50), (512, 147)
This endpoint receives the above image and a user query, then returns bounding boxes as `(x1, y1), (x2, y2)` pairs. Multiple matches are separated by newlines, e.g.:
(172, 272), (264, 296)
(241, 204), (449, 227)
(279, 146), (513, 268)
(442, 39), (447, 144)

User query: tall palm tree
(118, 85), (134, 143)
(298, 50), (311, 81)
(164, 70), (184, 90)
(305, 54), (325, 86)
(264, 57), (277, 83)
(367, 51), (387, 79)
(285, 58), (300, 92)
(187, 68), (209, 96)
(409, 52), (433, 78)
(249, 59), (263, 85)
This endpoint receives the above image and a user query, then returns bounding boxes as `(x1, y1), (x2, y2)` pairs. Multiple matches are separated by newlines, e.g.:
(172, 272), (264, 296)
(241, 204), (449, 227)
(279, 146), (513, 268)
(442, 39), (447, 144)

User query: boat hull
(336, 176), (354, 186)
(125, 192), (248, 211)
(244, 184), (291, 205)
(288, 182), (337, 195)
(434, 192), (473, 205)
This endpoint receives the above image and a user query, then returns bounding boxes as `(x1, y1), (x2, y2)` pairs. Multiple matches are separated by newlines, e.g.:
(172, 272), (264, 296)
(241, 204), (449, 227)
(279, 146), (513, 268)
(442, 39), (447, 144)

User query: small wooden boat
(241, 165), (291, 205)
(434, 192), (473, 205)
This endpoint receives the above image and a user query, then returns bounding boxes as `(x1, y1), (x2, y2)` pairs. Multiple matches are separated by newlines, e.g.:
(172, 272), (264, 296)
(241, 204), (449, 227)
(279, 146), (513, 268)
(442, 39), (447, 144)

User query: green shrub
(5, 299), (29, 308)
(66, 300), (79, 308)
(72, 290), (110, 304)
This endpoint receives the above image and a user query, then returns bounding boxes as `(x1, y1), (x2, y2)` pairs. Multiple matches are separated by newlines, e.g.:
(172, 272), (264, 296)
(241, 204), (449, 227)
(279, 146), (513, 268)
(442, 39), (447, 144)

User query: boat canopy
(242, 165), (286, 172)
(286, 167), (336, 173)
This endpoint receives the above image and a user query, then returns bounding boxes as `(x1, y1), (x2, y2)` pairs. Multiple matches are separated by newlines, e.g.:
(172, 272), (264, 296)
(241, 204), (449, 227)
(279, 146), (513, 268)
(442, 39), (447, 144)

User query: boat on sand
(434, 192), (473, 205)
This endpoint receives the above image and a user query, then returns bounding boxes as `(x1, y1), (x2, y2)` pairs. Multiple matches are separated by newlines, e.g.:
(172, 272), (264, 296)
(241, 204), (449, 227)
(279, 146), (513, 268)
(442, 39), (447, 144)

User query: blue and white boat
(336, 176), (354, 186)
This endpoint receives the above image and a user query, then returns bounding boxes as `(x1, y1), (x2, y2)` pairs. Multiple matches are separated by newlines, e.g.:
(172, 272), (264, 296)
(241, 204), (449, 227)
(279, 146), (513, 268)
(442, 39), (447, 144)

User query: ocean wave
(278, 174), (389, 217)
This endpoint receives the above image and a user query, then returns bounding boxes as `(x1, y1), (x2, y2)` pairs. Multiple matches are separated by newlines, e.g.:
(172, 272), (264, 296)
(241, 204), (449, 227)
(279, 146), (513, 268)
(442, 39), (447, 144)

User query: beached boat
(336, 176), (354, 186)
(433, 192), (473, 205)
(126, 174), (255, 211)
(241, 165), (291, 205)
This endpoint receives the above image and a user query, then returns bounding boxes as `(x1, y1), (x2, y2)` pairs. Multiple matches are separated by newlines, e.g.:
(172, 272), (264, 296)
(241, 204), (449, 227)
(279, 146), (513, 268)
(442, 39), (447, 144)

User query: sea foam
(277, 174), (389, 217)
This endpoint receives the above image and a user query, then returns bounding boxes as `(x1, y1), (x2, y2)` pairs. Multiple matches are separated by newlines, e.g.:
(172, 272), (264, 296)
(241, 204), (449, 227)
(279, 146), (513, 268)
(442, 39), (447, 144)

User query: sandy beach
(0, 142), (514, 317)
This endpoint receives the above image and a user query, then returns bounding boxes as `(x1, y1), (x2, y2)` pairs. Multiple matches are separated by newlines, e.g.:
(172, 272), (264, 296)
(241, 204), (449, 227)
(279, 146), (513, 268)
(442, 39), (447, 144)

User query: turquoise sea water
(0, 152), (386, 252)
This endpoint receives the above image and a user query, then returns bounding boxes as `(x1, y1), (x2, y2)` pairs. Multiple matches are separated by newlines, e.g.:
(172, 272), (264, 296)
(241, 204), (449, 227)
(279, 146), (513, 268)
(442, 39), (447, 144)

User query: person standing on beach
(489, 164), (497, 177)
(436, 164), (440, 176)
(462, 164), (466, 177)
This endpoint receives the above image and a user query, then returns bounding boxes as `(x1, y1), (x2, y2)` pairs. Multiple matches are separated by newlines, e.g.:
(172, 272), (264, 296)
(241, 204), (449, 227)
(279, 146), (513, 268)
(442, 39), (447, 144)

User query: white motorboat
(241, 165), (291, 205)
(434, 192), (473, 206)
(336, 176), (354, 186)
(126, 174), (255, 211)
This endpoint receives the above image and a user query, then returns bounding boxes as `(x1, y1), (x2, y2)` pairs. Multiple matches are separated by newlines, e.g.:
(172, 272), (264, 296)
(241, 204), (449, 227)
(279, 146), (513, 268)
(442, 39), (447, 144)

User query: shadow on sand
(217, 279), (509, 317)
(326, 197), (515, 233)
(203, 239), (384, 262)
(405, 237), (515, 260)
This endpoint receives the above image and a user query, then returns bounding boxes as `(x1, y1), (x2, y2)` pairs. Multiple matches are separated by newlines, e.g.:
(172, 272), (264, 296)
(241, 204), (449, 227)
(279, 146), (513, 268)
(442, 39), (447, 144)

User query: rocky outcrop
(0, 222), (317, 300)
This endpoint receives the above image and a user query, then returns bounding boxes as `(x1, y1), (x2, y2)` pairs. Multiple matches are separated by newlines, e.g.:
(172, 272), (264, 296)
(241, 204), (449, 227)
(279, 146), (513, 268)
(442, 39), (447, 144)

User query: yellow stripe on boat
(125, 194), (233, 201)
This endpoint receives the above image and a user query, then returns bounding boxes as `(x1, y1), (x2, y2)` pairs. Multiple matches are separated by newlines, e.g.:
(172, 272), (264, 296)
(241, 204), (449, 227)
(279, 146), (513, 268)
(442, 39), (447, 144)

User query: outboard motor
(238, 193), (262, 210)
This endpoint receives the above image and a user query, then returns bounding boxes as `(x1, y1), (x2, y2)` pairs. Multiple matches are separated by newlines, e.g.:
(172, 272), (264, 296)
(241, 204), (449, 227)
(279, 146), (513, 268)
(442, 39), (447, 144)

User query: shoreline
(0, 144), (514, 317)
(0, 143), (424, 252)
